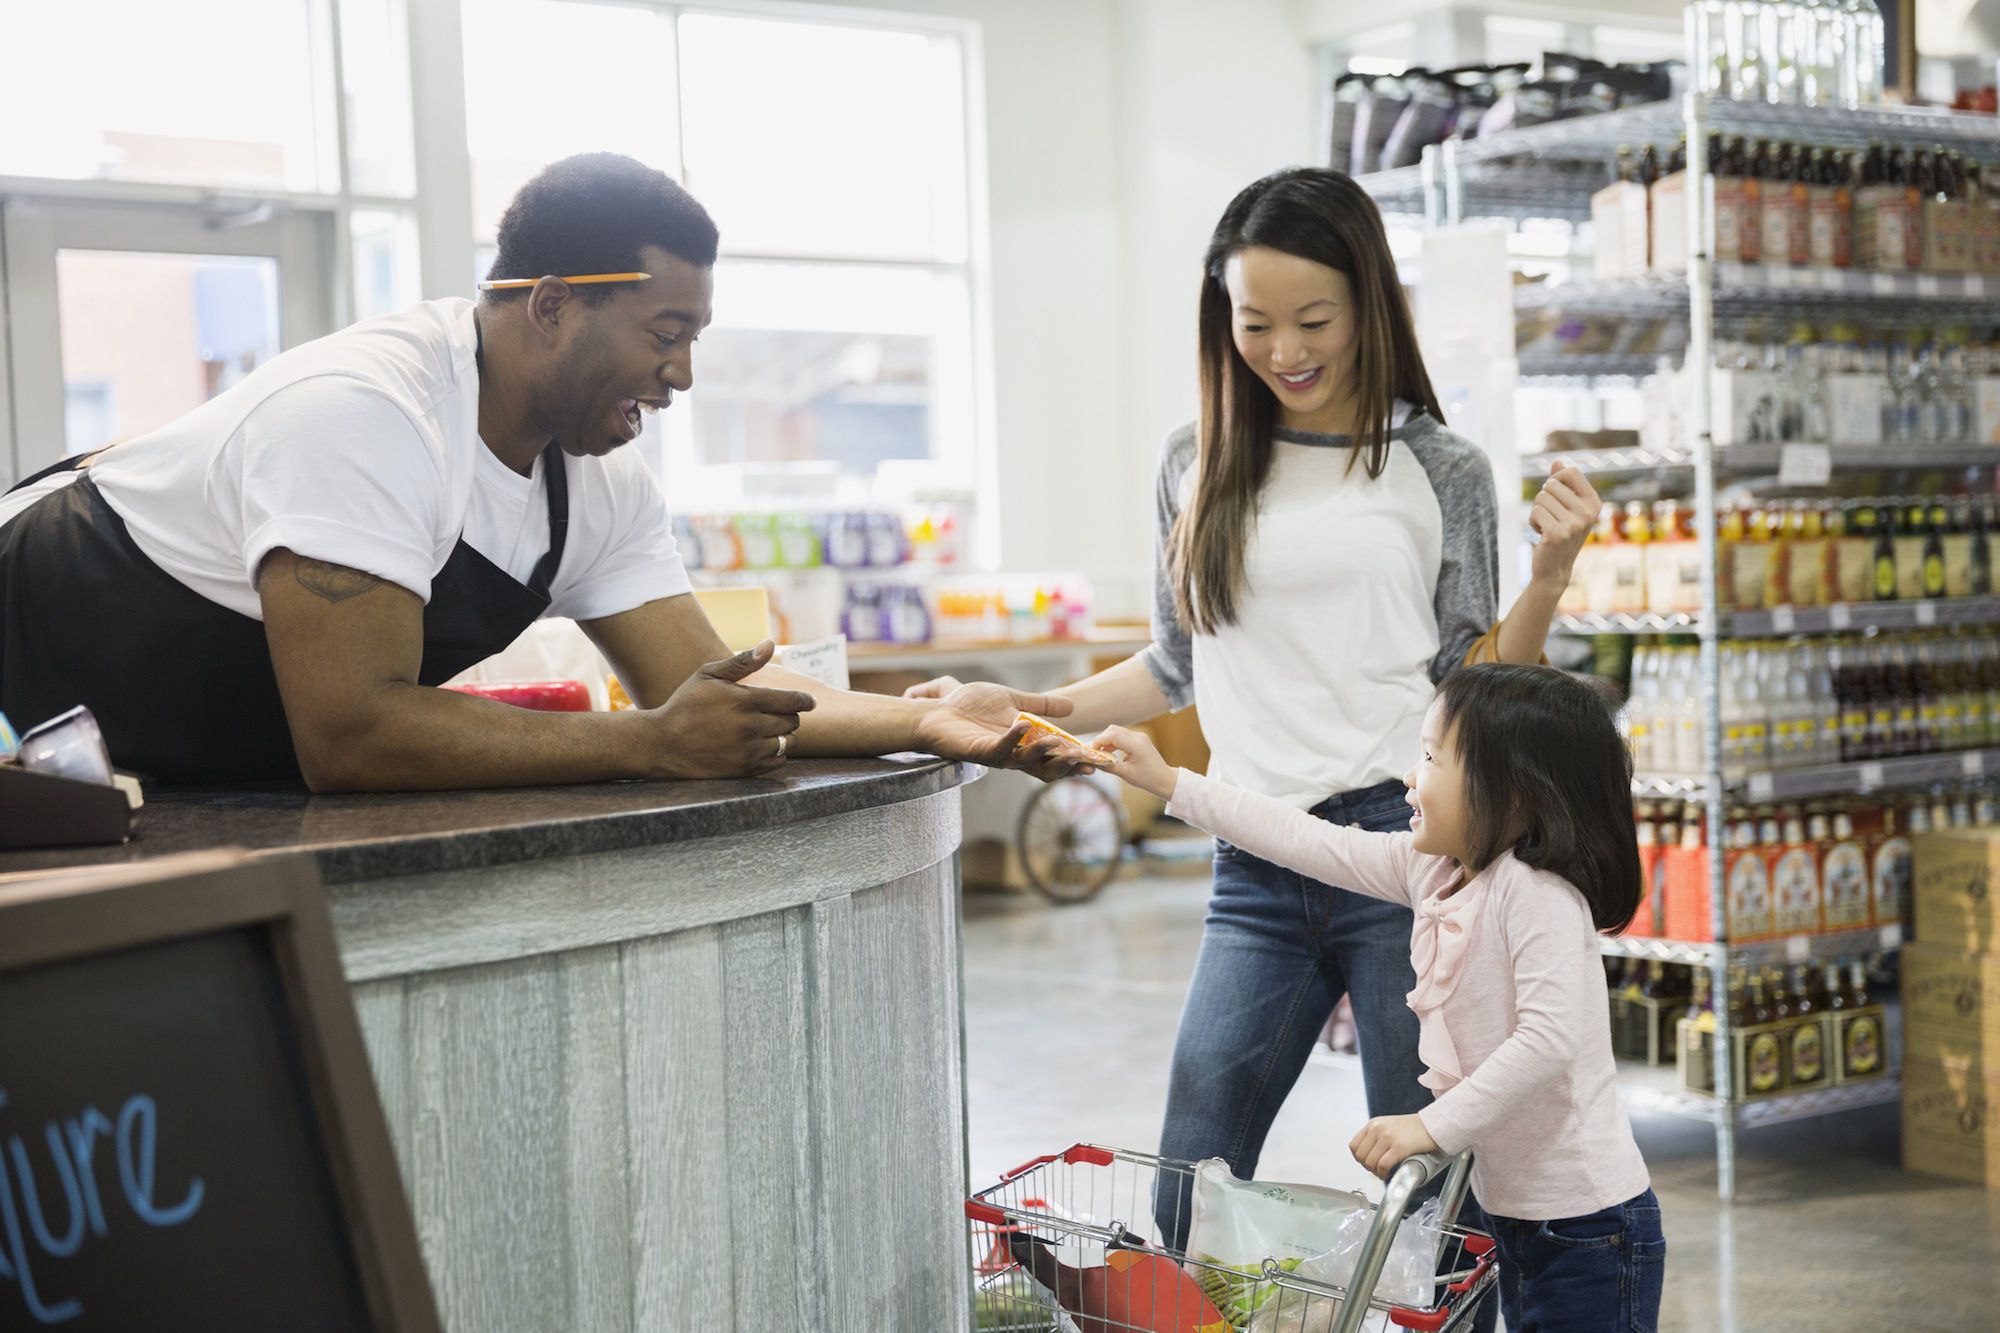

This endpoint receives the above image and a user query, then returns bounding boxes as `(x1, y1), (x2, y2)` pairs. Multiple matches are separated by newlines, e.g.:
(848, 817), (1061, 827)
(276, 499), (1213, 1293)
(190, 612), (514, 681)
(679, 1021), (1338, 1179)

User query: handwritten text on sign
(0, 1087), (206, 1325)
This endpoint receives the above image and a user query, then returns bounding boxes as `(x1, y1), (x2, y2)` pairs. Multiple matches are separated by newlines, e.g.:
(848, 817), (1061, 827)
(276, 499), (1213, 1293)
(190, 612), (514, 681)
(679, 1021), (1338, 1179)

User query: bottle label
(1762, 197), (1793, 265)
(1822, 843), (1871, 926)
(1747, 1030), (1785, 1093)
(1773, 848), (1821, 933)
(1790, 1021), (1826, 1084)
(1924, 553), (1947, 596)
(1845, 1012), (1883, 1076)
(1874, 556), (1898, 600)
(1873, 838), (1913, 920)
(1727, 854), (1771, 936)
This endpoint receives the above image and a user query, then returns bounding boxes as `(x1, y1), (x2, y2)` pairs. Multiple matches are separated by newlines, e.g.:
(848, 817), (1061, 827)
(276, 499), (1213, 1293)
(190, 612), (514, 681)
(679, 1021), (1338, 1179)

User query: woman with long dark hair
(908, 167), (1599, 1240)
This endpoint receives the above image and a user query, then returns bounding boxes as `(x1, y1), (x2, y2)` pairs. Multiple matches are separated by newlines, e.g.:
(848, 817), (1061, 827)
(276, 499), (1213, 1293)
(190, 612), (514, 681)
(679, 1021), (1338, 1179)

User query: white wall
(790, 0), (1316, 619)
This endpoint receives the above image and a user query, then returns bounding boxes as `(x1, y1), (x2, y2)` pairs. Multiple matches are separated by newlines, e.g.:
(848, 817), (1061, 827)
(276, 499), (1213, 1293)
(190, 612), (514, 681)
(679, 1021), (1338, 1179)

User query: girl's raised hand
(1096, 725), (1178, 801)
(1527, 460), (1601, 589)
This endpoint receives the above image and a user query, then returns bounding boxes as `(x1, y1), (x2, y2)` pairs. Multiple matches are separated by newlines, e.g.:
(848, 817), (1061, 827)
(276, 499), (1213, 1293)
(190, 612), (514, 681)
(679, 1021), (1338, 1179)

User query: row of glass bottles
(1689, 0), (1885, 108)
(1628, 631), (2000, 779)
(1714, 326), (1993, 446)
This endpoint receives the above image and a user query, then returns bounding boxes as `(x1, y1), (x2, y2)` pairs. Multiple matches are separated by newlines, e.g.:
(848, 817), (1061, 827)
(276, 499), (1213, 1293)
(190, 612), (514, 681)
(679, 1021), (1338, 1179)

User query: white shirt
(0, 299), (689, 622)
(1180, 421), (1444, 807)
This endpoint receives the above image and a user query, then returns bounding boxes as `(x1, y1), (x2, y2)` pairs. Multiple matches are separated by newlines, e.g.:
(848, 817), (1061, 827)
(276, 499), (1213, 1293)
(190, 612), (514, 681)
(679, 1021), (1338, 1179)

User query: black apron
(0, 443), (569, 783)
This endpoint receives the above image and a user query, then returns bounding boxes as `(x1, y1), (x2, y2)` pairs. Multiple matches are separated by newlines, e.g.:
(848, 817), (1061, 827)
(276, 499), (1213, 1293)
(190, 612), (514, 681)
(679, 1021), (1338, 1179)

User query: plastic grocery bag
(1182, 1158), (1370, 1330)
(1239, 1199), (1445, 1333)
(1297, 1197), (1444, 1310)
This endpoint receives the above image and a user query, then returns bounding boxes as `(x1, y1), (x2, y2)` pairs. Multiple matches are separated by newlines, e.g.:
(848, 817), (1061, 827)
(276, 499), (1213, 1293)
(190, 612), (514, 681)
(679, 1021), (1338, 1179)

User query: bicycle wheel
(1016, 775), (1128, 905)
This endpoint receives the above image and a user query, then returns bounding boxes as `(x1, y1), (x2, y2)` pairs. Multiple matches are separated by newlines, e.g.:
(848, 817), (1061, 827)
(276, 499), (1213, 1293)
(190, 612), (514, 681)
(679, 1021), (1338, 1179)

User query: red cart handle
(966, 1200), (1010, 1226)
(1387, 1235), (1497, 1331)
(998, 1143), (1115, 1182)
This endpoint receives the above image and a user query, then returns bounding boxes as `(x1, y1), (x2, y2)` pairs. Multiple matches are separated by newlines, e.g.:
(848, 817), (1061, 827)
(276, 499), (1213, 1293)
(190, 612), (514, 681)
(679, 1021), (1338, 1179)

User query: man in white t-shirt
(0, 153), (1087, 789)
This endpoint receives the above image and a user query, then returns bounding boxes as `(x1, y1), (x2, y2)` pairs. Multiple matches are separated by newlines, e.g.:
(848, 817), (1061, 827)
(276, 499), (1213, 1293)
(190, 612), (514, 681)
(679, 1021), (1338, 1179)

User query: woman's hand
(1527, 460), (1600, 590)
(1096, 724), (1178, 801)
(1348, 1114), (1440, 1181)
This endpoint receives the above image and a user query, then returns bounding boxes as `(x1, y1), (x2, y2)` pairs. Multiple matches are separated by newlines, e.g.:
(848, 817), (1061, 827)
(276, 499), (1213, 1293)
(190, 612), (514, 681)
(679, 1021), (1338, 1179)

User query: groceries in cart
(1184, 1160), (1448, 1333)
(1005, 1230), (1227, 1333)
(967, 1144), (1498, 1333)
(1182, 1158), (1367, 1325)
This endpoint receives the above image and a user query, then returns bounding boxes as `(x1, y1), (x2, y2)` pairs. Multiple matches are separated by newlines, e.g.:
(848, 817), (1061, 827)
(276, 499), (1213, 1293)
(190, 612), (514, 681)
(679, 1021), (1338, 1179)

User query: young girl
(1098, 663), (1663, 1333)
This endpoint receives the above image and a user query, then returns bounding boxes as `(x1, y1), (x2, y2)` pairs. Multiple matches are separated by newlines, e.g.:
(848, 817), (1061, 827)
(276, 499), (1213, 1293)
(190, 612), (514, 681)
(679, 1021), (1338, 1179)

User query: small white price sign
(1916, 273), (1942, 297)
(1829, 604), (1853, 630)
(1785, 935), (1811, 962)
(1778, 443), (1832, 488)
(1872, 273), (1898, 295)
(1968, 275), (1989, 298)
(1819, 268), (1844, 292)
(1965, 752), (1986, 777)
(1916, 601), (1939, 626)
(1879, 924), (1903, 949)
(1748, 773), (1776, 801)
(1859, 761), (1885, 789)
(1770, 606), (1796, 634)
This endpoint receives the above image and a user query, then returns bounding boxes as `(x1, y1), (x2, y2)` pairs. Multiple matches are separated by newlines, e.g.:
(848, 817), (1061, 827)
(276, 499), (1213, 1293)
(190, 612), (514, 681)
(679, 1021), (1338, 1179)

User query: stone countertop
(0, 756), (972, 884)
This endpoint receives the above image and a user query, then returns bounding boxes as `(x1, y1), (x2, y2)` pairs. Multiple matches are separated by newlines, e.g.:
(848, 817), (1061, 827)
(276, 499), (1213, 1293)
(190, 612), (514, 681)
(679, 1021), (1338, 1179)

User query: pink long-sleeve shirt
(1168, 769), (1651, 1221)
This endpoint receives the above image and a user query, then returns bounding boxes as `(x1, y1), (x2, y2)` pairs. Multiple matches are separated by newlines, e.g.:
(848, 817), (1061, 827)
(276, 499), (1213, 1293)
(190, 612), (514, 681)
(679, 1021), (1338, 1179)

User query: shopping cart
(967, 1144), (1497, 1333)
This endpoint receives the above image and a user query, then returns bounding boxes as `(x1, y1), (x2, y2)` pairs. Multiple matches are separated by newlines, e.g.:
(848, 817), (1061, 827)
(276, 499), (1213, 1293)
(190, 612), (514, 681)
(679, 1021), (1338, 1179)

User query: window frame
(458, 0), (997, 509)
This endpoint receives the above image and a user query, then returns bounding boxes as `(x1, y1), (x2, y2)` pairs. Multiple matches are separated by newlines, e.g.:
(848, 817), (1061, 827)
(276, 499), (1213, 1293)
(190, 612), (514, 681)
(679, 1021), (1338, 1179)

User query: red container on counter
(441, 679), (592, 712)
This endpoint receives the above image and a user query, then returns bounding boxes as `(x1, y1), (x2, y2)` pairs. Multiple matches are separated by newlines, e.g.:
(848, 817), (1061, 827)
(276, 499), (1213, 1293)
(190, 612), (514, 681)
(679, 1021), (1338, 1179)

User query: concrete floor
(964, 872), (2000, 1333)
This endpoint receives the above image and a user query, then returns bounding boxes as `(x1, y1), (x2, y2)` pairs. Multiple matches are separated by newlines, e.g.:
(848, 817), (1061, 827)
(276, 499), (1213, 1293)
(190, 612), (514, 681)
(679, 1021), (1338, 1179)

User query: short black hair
(485, 152), (719, 302)
(1434, 663), (1643, 934)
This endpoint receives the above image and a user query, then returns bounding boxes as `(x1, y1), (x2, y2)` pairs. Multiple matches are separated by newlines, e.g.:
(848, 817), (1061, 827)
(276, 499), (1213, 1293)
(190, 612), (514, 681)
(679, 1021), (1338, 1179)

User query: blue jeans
(1483, 1189), (1665, 1333)
(1154, 777), (1428, 1246)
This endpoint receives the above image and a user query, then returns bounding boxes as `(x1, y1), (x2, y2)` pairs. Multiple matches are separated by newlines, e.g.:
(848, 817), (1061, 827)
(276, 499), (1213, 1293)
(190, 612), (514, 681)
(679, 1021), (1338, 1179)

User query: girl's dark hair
(1434, 663), (1642, 934)
(1172, 167), (1444, 635)
(486, 152), (719, 302)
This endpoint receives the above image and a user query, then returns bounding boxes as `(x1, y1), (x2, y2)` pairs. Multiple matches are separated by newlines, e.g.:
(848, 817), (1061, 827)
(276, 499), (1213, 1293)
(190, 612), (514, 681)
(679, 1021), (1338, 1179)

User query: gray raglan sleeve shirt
(1134, 416), (1499, 713)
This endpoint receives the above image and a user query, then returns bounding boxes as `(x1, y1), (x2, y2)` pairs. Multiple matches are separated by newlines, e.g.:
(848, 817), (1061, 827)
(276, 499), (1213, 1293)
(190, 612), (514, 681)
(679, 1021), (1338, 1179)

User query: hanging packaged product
(1869, 802), (1915, 926)
(1725, 813), (1776, 941)
(1820, 810), (1873, 930)
(1769, 810), (1825, 935)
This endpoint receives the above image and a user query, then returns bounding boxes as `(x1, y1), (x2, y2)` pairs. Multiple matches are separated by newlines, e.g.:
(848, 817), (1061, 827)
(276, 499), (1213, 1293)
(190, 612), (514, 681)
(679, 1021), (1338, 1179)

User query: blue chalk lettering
(114, 1096), (203, 1228)
(60, 1112), (111, 1240)
(11, 1130), (85, 1257)
(0, 1142), (80, 1325)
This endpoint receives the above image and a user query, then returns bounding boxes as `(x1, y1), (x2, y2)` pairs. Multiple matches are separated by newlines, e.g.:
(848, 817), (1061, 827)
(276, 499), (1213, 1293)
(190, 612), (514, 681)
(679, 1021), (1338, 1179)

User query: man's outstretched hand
(911, 682), (1102, 780)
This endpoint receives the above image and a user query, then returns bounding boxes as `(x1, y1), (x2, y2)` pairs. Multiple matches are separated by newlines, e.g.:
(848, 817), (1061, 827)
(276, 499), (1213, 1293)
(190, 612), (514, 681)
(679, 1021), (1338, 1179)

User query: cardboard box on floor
(1904, 1055), (2000, 1187)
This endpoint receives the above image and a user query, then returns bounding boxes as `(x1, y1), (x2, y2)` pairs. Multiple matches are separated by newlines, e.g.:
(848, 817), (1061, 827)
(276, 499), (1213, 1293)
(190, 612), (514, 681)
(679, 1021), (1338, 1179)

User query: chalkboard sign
(0, 851), (439, 1332)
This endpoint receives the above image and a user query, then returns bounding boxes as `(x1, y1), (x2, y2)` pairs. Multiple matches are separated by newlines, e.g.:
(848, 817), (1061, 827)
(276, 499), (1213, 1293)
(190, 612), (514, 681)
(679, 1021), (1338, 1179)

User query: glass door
(1, 197), (332, 487)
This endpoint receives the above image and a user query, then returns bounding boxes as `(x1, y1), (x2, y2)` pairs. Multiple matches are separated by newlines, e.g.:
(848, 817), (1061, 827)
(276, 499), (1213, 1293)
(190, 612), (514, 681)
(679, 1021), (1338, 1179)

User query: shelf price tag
(1969, 275), (1989, 298)
(1871, 273), (1898, 296)
(1916, 601), (1939, 626)
(1965, 752), (1986, 777)
(1770, 606), (1796, 634)
(1785, 935), (1810, 962)
(1879, 924), (1903, 950)
(1748, 773), (1775, 801)
(1916, 273), (1942, 297)
(1829, 604), (1853, 630)
(1859, 761), (1884, 790)
(1778, 444), (1832, 488)
(1819, 268), (1844, 292)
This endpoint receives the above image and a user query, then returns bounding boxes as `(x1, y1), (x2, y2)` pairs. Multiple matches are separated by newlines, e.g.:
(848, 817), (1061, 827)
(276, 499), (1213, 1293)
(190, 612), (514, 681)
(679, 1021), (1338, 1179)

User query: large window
(461, 1), (984, 502)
